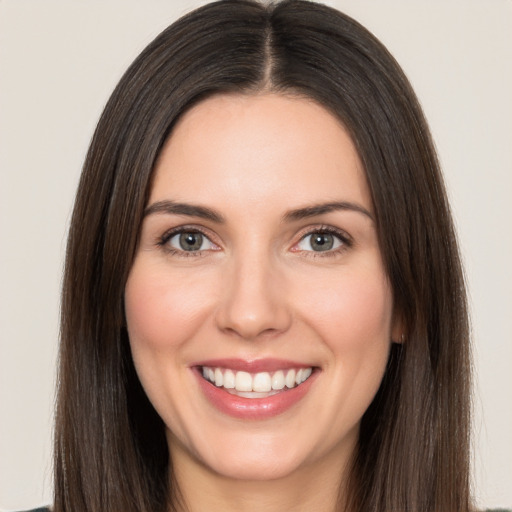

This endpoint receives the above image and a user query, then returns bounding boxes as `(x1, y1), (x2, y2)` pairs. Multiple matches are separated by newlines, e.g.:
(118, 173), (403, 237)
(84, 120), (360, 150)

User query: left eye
(167, 231), (215, 252)
(296, 232), (344, 252)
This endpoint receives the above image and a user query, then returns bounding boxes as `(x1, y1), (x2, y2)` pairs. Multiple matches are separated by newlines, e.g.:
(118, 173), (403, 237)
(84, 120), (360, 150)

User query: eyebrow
(144, 200), (225, 223)
(283, 201), (374, 222)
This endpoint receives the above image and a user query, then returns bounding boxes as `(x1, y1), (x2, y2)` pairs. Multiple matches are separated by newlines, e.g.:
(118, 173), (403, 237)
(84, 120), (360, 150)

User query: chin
(181, 428), (311, 482)
(208, 453), (305, 482)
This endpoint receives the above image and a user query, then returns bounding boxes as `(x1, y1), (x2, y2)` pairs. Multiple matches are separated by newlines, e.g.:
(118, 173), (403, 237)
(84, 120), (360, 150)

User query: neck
(168, 438), (354, 512)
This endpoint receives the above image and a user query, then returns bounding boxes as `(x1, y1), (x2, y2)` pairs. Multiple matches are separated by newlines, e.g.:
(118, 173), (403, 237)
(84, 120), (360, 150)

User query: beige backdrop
(1, 0), (511, 510)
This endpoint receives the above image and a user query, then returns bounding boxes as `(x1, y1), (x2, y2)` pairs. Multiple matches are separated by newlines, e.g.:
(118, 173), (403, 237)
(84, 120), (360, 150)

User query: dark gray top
(21, 507), (512, 512)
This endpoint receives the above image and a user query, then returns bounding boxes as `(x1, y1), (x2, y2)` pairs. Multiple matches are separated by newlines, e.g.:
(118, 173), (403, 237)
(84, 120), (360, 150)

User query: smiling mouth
(200, 366), (314, 399)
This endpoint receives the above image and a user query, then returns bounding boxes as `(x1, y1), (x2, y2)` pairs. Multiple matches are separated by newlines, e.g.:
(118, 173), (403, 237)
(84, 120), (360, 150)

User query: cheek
(124, 262), (215, 351)
(296, 264), (393, 352)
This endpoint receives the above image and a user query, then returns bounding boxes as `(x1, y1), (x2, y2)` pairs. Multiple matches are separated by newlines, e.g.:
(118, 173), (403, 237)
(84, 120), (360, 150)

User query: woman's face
(125, 93), (399, 482)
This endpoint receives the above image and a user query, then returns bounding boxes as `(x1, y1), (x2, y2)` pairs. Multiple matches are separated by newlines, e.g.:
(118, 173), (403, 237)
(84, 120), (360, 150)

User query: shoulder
(15, 508), (51, 512)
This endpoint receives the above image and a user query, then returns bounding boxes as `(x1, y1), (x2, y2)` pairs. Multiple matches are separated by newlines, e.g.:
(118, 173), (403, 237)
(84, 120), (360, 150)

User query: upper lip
(192, 358), (315, 373)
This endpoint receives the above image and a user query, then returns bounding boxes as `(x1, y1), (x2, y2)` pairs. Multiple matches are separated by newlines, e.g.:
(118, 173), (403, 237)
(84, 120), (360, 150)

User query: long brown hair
(55, 1), (472, 511)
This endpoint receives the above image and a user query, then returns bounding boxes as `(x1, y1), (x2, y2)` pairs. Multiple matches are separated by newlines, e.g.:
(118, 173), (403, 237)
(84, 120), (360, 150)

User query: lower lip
(194, 368), (318, 420)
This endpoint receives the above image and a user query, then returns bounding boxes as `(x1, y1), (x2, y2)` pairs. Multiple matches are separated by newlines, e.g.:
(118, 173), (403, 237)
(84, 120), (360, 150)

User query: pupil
(311, 233), (333, 251)
(179, 232), (203, 251)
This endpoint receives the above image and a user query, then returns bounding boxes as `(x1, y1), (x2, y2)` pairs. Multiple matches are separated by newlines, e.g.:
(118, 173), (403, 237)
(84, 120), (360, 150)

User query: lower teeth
(225, 389), (283, 399)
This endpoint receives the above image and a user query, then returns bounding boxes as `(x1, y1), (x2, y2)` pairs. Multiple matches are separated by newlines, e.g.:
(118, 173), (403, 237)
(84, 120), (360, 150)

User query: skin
(124, 93), (401, 512)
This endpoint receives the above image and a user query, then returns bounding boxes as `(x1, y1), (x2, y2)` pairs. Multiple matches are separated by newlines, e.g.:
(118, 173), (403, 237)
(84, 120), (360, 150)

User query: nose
(215, 254), (292, 341)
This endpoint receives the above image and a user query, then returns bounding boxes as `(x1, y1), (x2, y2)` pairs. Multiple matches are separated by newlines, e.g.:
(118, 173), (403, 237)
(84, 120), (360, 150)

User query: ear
(391, 310), (405, 344)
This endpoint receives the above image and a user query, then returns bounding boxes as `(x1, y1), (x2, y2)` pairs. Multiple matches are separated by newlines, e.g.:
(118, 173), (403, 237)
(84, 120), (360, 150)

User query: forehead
(151, 93), (372, 213)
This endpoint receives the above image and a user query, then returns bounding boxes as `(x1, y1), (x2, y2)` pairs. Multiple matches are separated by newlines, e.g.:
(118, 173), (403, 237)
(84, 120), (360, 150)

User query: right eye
(165, 230), (216, 252)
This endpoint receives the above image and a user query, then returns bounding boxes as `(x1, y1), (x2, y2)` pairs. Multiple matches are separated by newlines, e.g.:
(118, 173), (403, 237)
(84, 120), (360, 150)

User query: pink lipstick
(192, 358), (318, 419)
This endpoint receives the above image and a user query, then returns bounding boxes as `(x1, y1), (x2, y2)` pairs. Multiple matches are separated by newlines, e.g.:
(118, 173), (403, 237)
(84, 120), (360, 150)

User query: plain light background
(0, 0), (511, 510)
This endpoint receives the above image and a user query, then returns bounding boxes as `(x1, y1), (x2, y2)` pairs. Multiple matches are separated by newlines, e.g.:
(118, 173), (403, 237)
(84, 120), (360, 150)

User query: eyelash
(156, 224), (353, 258)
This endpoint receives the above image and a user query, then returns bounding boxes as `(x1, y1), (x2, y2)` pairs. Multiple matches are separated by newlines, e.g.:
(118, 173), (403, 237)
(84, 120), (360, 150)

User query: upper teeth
(202, 367), (313, 392)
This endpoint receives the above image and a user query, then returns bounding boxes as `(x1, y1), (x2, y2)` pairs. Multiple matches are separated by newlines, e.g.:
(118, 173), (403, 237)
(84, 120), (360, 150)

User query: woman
(23, 0), (500, 511)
